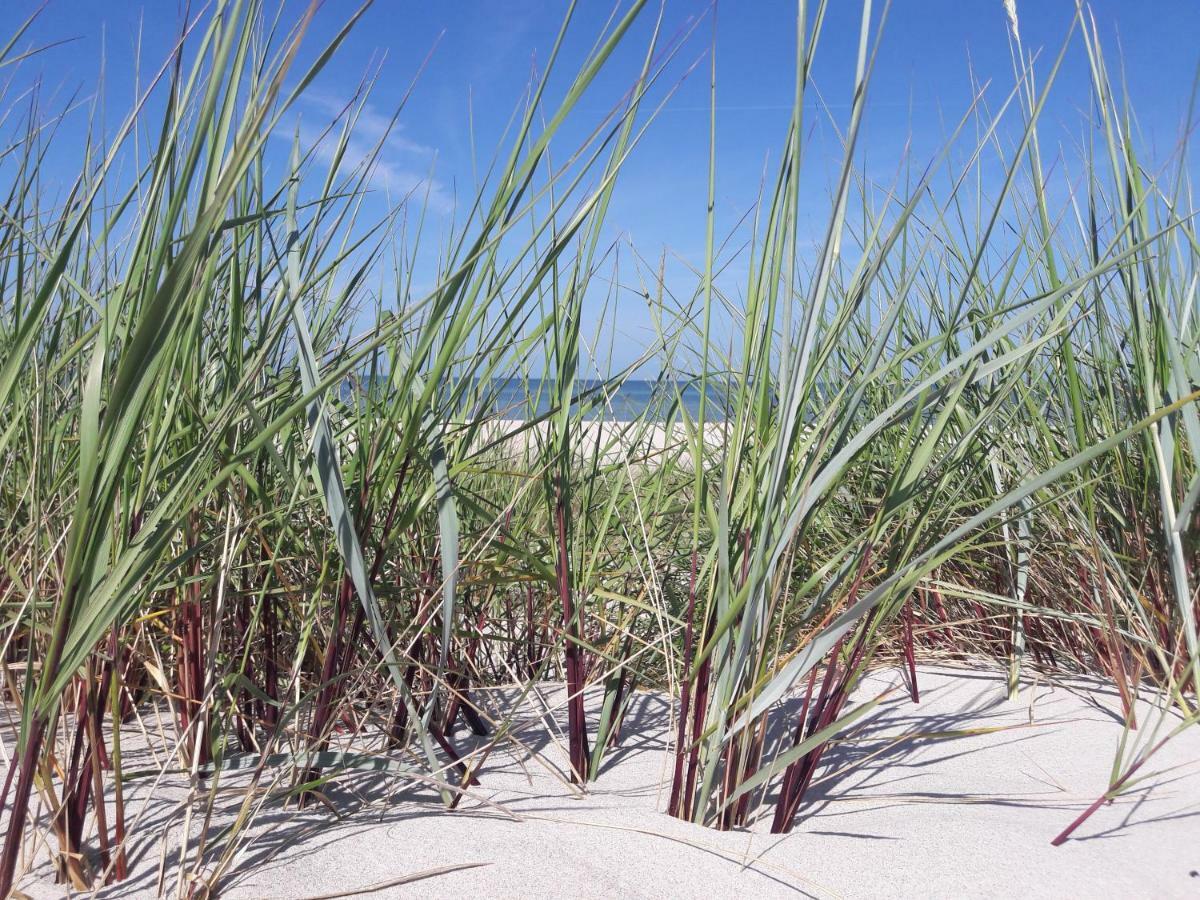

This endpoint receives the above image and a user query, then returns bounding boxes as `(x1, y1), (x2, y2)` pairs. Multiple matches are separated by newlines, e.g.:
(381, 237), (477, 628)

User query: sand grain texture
(10, 667), (1200, 899)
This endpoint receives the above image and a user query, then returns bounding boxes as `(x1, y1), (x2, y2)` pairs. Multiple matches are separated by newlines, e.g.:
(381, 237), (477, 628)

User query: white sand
(10, 666), (1200, 899)
(462, 418), (727, 465)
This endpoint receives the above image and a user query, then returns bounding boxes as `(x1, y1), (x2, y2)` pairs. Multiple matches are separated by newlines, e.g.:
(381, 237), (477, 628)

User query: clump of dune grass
(0, 0), (1198, 895)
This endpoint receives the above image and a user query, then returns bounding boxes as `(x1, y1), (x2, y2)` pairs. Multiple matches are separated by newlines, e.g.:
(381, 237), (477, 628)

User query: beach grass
(1, 0), (1199, 895)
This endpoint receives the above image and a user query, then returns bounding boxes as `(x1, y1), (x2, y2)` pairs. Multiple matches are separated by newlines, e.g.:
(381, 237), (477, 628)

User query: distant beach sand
(460, 418), (731, 466)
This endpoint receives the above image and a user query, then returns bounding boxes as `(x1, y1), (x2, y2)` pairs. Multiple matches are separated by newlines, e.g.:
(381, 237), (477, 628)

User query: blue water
(467, 378), (734, 422)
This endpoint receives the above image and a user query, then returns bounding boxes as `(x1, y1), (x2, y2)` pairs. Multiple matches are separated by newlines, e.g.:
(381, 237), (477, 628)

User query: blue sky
(4, 0), (1199, 373)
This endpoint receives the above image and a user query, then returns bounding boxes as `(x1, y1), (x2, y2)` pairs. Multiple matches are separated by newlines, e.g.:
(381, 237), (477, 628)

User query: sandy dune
(10, 666), (1200, 899)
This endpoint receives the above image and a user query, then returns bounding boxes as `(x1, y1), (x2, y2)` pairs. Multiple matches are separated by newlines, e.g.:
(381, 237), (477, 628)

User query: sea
(466, 377), (735, 422)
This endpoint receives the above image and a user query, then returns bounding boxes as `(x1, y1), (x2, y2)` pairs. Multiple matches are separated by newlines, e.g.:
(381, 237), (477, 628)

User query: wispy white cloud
(276, 90), (453, 214)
